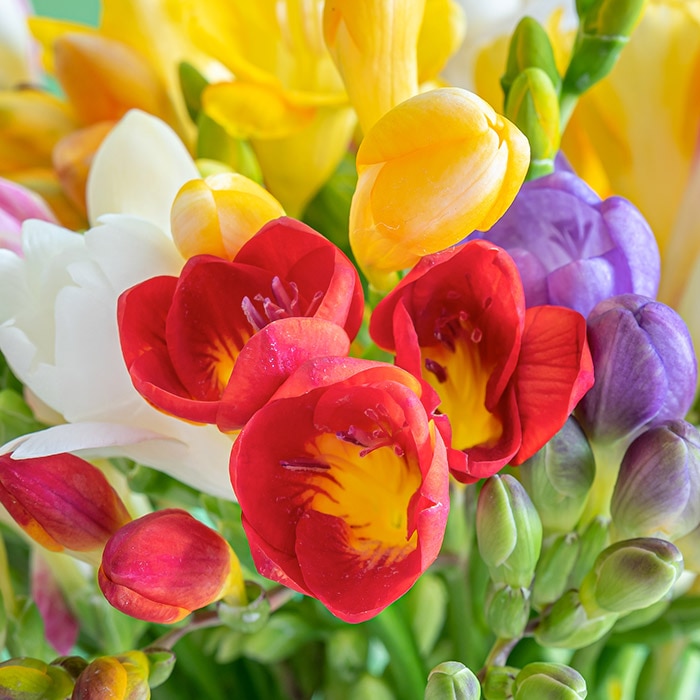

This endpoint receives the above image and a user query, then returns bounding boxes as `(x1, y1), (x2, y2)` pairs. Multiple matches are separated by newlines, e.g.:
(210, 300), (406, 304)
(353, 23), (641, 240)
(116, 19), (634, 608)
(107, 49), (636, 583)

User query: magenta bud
(0, 452), (131, 554)
(576, 295), (697, 444)
(98, 509), (244, 624)
(611, 420), (700, 540)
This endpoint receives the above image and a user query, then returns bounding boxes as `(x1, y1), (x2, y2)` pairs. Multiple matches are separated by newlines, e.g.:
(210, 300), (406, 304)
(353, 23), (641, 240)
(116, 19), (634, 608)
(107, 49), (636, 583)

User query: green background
(32, 0), (101, 26)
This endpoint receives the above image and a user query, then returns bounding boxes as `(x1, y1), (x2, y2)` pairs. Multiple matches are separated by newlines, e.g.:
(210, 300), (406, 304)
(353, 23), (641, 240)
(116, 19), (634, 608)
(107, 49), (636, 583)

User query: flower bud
(501, 17), (561, 97)
(0, 657), (74, 700)
(534, 589), (617, 649)
(425, 662), (481, 700)
(349, 87), (528, 290)
(575, 295), (697, 445)
(579, 538), (683, 616)
(72, 652), (149, 700)
(519, 418), (595, 534)
(532, 533), (581, 609)
(564, 0), (646, 96)
(477, 475), (542, 588)
(485, 583), (531, 639)
(170, 173), (285, 260)
(513, 662), (587, 700)
(504, 67), (560, 178)
(98, 509), (245, 624)
(611, 420), (700, 540)
(0, 452), (131, 557)
(482, 666), (517, 700)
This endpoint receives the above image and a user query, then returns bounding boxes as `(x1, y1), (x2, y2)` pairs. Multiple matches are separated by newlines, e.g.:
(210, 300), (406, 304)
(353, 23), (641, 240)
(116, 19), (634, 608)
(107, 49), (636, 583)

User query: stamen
(425, 358), (448, 383)
(280, 458), (330, 472)
(241, 296), (267, 332)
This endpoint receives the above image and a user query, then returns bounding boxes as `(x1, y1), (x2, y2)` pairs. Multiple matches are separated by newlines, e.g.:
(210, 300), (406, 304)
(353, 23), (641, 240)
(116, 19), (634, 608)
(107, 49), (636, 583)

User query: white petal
(86, 109), (199, 232)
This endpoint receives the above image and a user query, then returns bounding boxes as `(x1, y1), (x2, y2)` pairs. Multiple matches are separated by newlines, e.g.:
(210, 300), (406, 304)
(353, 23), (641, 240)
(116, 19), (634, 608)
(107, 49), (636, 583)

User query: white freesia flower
(0, 0), (39, 88)
(0, 110), (236, 498)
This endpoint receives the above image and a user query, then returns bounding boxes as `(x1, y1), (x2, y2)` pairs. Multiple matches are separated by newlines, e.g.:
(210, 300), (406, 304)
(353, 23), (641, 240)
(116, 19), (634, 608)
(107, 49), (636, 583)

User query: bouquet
(0, 0), (699, 697)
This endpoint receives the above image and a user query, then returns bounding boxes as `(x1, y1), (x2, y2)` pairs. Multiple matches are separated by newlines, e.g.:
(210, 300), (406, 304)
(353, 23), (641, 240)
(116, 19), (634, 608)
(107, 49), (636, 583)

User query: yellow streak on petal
(423, 339), (503, 451)
(306, 433), (420, 567)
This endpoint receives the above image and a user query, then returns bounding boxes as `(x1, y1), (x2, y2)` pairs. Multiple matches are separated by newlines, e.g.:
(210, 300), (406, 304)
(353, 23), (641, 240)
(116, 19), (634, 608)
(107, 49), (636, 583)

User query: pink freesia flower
(0, 176), (55, 255)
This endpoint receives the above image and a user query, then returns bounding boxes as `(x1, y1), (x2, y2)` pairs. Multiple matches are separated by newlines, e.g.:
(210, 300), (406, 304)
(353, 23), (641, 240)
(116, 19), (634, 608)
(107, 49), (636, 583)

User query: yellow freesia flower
(191, 0), (355, 217)
(349, 87), (529, 290)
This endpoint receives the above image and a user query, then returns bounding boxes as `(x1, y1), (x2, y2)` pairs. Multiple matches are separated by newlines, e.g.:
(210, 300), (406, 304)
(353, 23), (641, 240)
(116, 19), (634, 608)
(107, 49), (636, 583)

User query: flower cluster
(0, 0), (699, 698)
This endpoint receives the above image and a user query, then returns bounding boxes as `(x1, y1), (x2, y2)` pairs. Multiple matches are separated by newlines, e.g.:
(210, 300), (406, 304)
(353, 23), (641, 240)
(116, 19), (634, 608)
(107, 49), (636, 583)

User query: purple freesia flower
(0, 177), (55, 255)
(470, 171), (660, 317)
(575, 294), (697, 445)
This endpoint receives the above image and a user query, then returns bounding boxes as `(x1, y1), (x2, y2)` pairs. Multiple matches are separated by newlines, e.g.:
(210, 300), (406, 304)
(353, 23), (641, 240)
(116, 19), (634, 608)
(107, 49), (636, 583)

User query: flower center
(241, 276), (324, 332)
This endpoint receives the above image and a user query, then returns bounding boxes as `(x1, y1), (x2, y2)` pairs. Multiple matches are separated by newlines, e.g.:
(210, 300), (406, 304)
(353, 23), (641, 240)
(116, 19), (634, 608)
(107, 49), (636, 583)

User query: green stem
(365, 604), (426, 700)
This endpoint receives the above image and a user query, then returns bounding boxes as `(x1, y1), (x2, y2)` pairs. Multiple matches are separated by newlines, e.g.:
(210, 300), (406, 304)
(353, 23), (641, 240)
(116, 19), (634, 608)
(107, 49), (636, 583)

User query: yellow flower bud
(349, 87), (529, 290)
(170, 172), (285, 259)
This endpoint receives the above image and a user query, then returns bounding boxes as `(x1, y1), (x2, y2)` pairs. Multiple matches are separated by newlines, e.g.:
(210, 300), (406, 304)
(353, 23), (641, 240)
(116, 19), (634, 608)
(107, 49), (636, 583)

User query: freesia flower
(99, 509), (245, 624)
(230, 357), (450, 622)
(118, 217), (363, 431)
(0, 111), (236, 498)
(469, 170), (660, 317)
(0, 452), (131, 560)
(370, 239), (594, 481)
(349, 87), (529, 290)
(575, 295), (698, 446)
(0, 0), (40, 88)
(0, 176), (56, 255)
(190, 0), (356, 216)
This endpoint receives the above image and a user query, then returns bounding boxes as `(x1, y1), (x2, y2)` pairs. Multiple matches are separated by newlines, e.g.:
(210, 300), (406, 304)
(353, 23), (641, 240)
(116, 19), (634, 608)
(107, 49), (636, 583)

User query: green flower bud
(564, 0), (645, 96)
(350, 674), (394, 700)
(504, 68), (560, 179)
(218, 581), (270, 634)
(326, 628), (369, 684)
(535, 590), (617, 649)
(568, 517), (610, 588)
(501, 17), (561, 97)
(142, 648), (176, 689)
(532, 533), (581, 610)
(477, 475), (543, 588)
(485, 583), (531, 639)
(514, 662), (587, 700)
(579, 538), (683, 615)
(482, 666), (518, 700)
(520, 418), (595, 534)
(0, 657), (74, 700)
(425, 662), (481, 700)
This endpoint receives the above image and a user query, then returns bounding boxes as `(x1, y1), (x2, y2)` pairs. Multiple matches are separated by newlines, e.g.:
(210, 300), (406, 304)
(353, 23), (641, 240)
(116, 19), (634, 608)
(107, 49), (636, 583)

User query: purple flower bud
(611, 420), (700, 540)
(471, 171), (659, 317)
(0, 176), (55, 255)
(576, 294), (697, 444)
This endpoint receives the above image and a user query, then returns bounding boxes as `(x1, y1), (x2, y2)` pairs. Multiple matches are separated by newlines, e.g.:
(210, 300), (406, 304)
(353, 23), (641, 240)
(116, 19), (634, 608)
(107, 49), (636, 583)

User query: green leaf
(0, 389), (46, 444)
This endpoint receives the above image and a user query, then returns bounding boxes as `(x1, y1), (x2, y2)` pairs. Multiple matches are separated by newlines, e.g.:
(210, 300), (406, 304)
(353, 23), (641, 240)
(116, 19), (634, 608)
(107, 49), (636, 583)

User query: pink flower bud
(0, 452), (131, 555)
(98, 509), (245, 624)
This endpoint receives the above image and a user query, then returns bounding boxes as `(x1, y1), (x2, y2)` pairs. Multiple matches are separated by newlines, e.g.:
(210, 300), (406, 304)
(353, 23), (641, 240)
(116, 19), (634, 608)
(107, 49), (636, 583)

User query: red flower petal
(511, 305), (594, 464)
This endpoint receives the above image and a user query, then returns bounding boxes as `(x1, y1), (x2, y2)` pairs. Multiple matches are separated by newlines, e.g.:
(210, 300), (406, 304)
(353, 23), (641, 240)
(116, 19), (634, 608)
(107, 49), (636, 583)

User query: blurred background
(32, 0), (100, 25)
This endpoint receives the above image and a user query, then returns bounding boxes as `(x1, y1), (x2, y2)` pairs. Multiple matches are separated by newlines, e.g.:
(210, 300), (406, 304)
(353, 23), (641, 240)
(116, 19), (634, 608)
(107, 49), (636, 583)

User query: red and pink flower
(370, 239), (594, 482)
(230, 357), (450, 622)
(117, 217), (364, 431)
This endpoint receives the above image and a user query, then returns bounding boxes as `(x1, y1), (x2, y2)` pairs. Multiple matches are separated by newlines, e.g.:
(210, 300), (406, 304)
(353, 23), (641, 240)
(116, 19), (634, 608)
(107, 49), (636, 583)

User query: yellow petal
(417, 0), (467, 84)
(324, 0), (425, 132)
(350, 88), (529, 288)
(28, 16), (95, 75)
(202, 82), (316, 140)
(54, 33), (177, 126)
(171, 172), (285, 259)
(0, 89), (77, 173)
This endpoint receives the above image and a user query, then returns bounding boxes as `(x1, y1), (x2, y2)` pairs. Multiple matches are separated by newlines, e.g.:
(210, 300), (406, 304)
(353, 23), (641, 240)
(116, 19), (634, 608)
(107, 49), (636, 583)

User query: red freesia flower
(370, 239), (594, 482)
(117, 217), (364, 431)
(230, 357), (450, 623)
